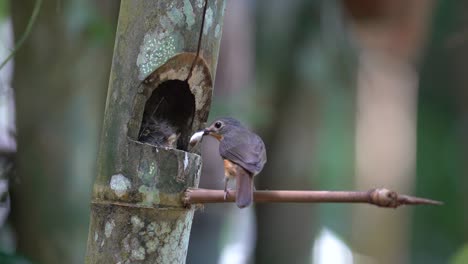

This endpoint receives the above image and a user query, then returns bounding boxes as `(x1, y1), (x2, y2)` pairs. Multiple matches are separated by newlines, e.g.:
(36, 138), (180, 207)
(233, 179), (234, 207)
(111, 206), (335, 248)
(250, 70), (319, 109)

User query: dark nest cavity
(138, 80), (195, 151)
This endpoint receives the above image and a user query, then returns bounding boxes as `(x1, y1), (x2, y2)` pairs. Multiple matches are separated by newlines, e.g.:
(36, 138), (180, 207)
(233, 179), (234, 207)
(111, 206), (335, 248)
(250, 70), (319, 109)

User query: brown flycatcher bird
(202, 117), (267, 208)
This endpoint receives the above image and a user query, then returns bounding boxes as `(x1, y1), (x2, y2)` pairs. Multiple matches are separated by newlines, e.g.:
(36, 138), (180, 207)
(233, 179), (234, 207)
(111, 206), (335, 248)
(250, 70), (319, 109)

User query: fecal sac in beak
(189, 130), (205, 146)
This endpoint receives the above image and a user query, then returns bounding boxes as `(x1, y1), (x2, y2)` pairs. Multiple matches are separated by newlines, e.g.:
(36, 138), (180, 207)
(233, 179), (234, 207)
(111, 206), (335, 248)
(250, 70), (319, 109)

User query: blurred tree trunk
(344, 0), (434, 262)
(254, 1), (358, 262)
(254, 2), (322, 263)
(10, 1), (119, 263)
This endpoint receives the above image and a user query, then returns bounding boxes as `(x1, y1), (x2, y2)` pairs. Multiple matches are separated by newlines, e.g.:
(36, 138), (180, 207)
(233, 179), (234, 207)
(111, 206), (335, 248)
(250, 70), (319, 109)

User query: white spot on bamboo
(110, 174), (131, 198)
(131, 215), (144, 232)
(146, 239), (159, 254)
(132, 246), (146, 260)
(184, 152), (189, 170)
(105, 220), (115, 238)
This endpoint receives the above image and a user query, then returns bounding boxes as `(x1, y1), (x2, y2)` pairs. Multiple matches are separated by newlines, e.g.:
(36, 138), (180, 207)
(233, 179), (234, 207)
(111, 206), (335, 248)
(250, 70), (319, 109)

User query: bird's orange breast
(223, 159), (238, 179)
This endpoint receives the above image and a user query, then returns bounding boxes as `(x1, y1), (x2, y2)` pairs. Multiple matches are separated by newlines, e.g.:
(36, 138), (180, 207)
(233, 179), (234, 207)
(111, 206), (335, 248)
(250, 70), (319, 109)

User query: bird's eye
(214, 121), (222, 129)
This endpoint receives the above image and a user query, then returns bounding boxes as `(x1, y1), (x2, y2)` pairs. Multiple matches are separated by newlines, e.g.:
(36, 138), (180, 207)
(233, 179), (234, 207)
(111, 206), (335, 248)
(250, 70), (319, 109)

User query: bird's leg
(224, 177), (229, 200)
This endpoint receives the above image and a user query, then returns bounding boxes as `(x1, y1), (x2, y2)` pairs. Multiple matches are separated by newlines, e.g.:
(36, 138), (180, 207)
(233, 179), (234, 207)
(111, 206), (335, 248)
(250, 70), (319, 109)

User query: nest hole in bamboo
(138, 80), (195, 151)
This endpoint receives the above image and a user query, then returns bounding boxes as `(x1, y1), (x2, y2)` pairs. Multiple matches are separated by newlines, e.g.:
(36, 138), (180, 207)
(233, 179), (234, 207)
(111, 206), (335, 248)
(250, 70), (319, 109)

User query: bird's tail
(236, 168), (253, 208)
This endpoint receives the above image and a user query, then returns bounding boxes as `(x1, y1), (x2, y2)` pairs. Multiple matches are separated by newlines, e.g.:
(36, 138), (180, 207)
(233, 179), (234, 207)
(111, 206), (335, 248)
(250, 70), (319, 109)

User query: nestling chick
(138, 119), (180, 148)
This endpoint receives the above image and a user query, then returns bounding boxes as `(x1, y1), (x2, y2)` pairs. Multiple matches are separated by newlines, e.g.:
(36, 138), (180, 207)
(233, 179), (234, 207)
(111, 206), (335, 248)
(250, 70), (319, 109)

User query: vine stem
(0, 0), (43, 70)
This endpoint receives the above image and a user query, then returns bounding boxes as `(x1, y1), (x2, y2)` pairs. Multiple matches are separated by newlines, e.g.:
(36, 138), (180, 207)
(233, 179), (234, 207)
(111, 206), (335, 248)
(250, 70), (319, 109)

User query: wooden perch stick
(184, 188), (442, 208)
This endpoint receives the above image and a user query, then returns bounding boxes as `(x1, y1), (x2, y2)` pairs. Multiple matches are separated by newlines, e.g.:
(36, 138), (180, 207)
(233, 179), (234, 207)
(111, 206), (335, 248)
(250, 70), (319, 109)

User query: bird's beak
(203, 127), (223, 141)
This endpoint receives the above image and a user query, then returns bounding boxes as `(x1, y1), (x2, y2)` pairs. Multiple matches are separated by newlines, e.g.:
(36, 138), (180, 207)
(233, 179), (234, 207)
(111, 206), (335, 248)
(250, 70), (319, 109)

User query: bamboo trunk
(85, 1), (225, 263)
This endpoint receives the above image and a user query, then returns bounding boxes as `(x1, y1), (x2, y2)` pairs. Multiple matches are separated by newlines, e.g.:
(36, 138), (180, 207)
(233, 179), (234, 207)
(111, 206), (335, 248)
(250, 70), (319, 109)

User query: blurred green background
(0, 0), (466, 263)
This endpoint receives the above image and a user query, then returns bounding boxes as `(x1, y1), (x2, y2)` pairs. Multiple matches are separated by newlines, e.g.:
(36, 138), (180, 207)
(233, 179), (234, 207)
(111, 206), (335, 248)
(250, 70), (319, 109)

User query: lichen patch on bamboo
(136, 0), (201, 80)
(203, 7), (213, 35)
(131, 216), (144, 231)
(122, 234), (146, 261)
(137, 160), (158, 185)
(138, 185), (160, 206)
(196, 0), (204, 9)
(136, 32), (183, 80)
(136, 1), (197, 80)
(110, 174), (131, 198)
(121, 211), (194, 263)
(167, 7), (184, 27)
(105, 220), (115, 238)
(144, 222), (159, 253)
(131, 244), (146, 260)
(182, 0), (195, 29)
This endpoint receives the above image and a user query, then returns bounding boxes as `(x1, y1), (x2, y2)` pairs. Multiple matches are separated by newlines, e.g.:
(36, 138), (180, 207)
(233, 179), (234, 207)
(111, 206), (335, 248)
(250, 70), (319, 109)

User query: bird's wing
(220, 133), (266, 175)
